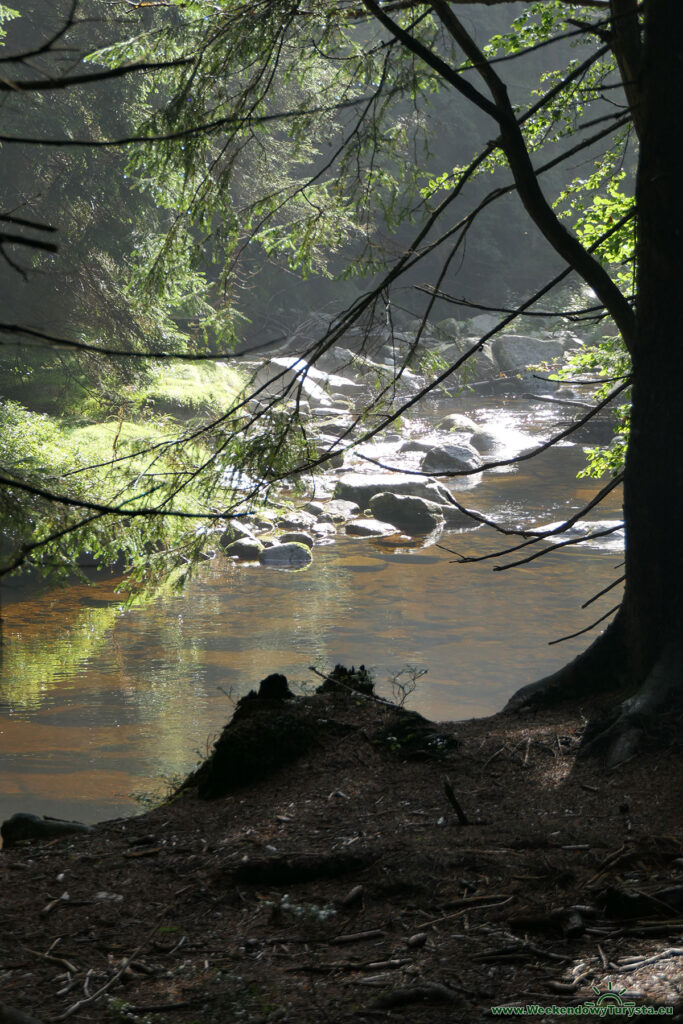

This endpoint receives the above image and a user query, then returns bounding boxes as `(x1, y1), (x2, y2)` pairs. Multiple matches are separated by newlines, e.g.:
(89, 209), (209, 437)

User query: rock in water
(222, 538), (264, 560)
(277, 531), (314, 548)
(420, 443), (483, 474)
(437, 413), (478, 433)
(334, 472), (452, 508)
(490, 334), (564, 373)
(369, 492), (444, 535)
(259, 542), (312, 567)
(345, 518), (397, 537)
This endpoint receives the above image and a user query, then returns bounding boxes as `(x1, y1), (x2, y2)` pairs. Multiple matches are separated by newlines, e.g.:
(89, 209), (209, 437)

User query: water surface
(0, 398), (624, 823)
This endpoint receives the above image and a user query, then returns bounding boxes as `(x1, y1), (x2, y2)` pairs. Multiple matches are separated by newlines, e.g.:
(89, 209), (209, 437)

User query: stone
(1, 813), (93, 849)
(333, 472), (453, 509)
(434, 317), (464, 340)
(259, 542), (312, 567)
(420, 443), (483, 474)
(302, 501), (325, 516)
(490, 334), (564, 373)
(438, 413), (478, 433)
(248, 356), (364, 409)
(278, 531), (314, 548)
(278, 510), (317, 530)
(315, 418), (355, 438)
(369, 492), (445, 535)
(311, 405), (351, 418)
(223, 538), (265, 560)
(345, 518), (397, 537)
(470, 429), (499, 454)
(439, 504), (482, 529)
(323, 498), (361, 522)
(314, 444), (344, 470)
(311, 522), (336, 537)
(470, 313), (501, 334)
(218, 518), (257, 548)
(398, 439), (435, 454)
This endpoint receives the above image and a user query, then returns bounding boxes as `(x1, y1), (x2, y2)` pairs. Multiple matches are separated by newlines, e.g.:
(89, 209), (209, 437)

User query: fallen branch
(443, 776), (470, 825)
(50, 916), (166, 1021)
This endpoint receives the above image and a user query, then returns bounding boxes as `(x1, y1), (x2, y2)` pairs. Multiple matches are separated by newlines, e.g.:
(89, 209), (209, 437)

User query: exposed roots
(506, 616), (683, 766)
(579, 643), (683, 766)
(504, 612), (626, 712)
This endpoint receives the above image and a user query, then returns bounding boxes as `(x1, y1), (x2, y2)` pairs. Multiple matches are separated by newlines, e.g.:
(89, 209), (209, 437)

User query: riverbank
(1, 680), (681, 1023)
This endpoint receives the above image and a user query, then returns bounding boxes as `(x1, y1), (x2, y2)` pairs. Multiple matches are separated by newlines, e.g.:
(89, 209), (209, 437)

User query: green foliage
(1, 0), (642, 577)
(551, 330), (631, 479)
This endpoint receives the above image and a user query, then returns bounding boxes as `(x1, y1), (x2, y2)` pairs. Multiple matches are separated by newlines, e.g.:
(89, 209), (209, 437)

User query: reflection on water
(0, 401), (624, 824)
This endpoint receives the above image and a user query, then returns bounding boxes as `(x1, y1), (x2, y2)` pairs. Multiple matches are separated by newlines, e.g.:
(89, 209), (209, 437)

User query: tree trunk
(507, 2), (683, 763)
(621, 0), (683, 683)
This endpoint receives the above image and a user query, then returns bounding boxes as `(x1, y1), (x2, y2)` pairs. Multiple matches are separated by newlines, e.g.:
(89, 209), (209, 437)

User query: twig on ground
(50, 915), (167, 1020)
(443, 776), (470, 825)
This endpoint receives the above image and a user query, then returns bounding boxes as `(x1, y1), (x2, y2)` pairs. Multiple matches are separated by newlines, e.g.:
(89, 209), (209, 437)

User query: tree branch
(429, 0), (636, 352)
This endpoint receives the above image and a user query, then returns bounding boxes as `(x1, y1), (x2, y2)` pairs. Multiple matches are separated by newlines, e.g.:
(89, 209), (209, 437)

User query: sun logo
(592, 981), (629, 1006)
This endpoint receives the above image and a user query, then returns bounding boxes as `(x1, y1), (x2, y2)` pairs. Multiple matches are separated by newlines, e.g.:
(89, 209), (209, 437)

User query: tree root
(579, 643), (683, 766)
(504, 612), (625, 712)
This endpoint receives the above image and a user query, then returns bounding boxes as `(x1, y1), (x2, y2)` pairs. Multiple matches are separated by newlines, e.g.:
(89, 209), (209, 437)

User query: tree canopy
(4, 1), (680, 765)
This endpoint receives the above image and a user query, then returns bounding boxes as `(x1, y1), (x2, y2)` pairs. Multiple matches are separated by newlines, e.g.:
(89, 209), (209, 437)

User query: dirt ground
(1, 678), (682, 1024)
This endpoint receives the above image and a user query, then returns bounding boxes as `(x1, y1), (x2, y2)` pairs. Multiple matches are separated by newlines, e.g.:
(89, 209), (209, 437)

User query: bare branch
(548, 603), (621, 645)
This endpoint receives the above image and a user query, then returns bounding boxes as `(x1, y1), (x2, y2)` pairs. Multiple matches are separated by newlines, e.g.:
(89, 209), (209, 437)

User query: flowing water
(0, 397), (624, 825)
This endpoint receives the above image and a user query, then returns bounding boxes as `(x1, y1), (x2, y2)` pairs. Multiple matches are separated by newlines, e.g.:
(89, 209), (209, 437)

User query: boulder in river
(345, 518), (397, 537)
(218, 518), (257, 548)
(420, 443), (483, 474)
(321, 498), (361, 522)
(259, 542), (313, 567)
(470, 312), (500, 335)
(278, 510), (317, 530)
(334, 472), (453, 509)
(278, 531), (314, 548)
(469, 429), (499, 454)
(223, 538), (265, 560)
(490, 334), (564, 373)
(438, 413), (478, 433)
(398, 438), (438, 454)
(369, 492), (445, 535)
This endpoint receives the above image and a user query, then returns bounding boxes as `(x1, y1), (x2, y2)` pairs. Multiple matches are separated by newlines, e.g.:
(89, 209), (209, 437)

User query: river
(0, 396), (624, 825)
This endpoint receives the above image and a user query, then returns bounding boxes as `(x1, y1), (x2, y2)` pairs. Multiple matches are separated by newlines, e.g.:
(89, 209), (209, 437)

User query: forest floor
(1, 681), (682, 1024)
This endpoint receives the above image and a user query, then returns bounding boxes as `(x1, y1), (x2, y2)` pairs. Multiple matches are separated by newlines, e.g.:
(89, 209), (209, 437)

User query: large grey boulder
(434, 317), (464, 340)
(322, 498), (361, 522)
(314, 418), (355, 438)
(345, 518), (397, 537)
(470, 313), (500, 335)
(223, 538), (265, 560)
(259, 542), (312, 567)
(333, 472), (453, 509)
(246, 356), (365, 409)
(438, 413), (478, 433)
(469, 429), (499, 454)
(219, 518), (257, 548)
(490, 334), (564, 373)
(420, 443), (483, 474)
(278, 510), (317, 530)
(278, 531), (314, 548)
(398, 439), (435, 455)
(369, 492), (444, 535)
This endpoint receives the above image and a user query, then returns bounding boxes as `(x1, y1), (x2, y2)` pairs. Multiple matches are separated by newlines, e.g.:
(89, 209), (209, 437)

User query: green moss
(141, 361), (243, 414)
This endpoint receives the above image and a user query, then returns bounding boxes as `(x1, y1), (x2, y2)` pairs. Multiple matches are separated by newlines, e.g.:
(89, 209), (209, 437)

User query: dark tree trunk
(507, 2), (683, 763)
(621, 0), (683, 682)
